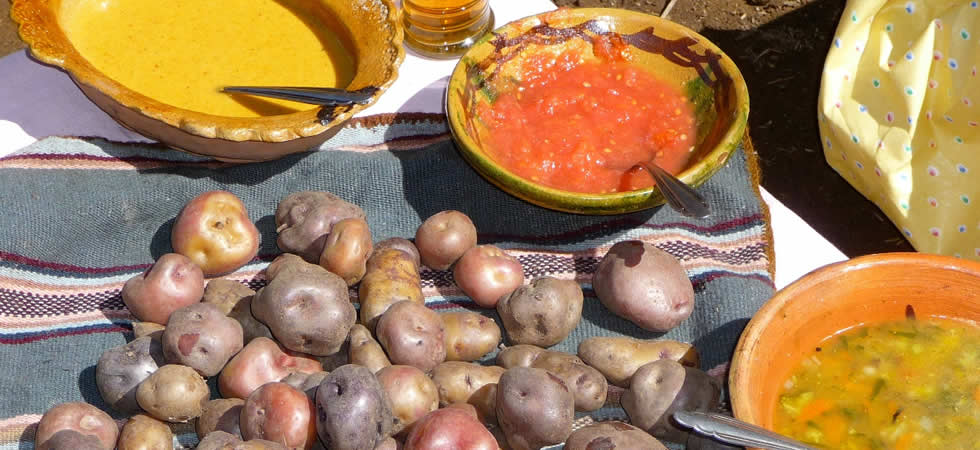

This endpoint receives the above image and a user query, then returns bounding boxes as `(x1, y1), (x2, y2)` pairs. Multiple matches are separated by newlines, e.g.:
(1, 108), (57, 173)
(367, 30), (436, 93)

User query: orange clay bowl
(446, 8), (749, 215)
(11, 0), (404, 163)
(730, 252), (980, 446)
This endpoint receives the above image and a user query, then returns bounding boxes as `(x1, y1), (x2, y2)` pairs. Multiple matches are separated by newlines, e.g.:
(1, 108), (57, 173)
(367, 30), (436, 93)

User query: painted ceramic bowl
(729, 253), (980, 445)
(11, 0), (404, 162)
(446, 8), (749, 215)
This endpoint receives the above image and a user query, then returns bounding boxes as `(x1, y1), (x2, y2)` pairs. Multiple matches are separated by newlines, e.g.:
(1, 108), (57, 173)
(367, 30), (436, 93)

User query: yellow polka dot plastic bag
(819, 0), (980, 259)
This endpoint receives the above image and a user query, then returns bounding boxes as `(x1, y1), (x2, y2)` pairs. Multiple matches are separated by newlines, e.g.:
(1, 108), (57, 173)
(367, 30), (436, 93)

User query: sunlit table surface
(0, 0), (846, 289)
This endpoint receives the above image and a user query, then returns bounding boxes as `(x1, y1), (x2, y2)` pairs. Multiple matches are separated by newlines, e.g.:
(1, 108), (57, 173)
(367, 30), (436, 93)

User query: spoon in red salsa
(628, 159), (710, 219)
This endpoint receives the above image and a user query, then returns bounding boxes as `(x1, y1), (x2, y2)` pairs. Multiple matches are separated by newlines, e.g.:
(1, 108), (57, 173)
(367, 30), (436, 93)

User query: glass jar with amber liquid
(401, 0), (494, 59)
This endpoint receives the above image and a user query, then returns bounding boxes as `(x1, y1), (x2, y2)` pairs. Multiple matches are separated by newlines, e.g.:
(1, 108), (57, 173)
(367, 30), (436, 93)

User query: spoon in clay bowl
(629, 159), (710, 219)
(673, 411), (817, 450)
(221, 86), (379, 106)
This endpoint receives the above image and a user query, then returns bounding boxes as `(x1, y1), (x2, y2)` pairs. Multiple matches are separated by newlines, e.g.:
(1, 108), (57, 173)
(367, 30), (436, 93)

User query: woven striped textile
(0, 114), (774, 449)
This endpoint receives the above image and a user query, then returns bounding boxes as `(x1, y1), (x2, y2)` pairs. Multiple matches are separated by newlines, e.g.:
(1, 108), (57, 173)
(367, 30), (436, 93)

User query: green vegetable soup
(773, 318), (980, 449)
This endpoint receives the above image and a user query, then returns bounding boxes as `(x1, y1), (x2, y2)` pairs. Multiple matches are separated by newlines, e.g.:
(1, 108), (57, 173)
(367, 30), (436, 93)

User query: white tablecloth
(0, 0), (846, 288)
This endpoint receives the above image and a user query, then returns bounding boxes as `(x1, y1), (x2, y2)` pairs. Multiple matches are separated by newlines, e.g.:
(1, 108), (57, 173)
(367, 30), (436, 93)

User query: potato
(204, 279), (255, 315)
(372, 437), (400, 450)
(241, 382), (318, 450)
(315, 364), (394, 450)
(132, 322), (165, 340)
(402, 407), (496, 450)
(275, 191), (366, 263)
(219, 337), (323, 399)
(495, 367), (574, 450)
(453, 245), (524, 308)
(316, 342), (350, 372)
(564, 421), (668, 450)
(162, 302), (244, 377)
(495, 345), (545, 369)
(441, 311), (501, 362)
(197, 431), (288, 450)
(372, 238), (420, 269)
(117, 414), (173, 450)
(319, 217), (373, 285)
(198, 398), (245, 439)
(592, 240), (694, 332)
(577, 337), (699, 387)
(137, 364), (209, 423)
(121, 253), (204, 325)
(265, 253), (331, 280)
(228, 294), (275, 344)
(281, 371), (330, 399)
(35, 402), (118, 450)
(358, 247), (424, 331)
(621, 359), (722, 444)
(430, 362), (504, 424)
(171, 190), (260, 277)
(36, 429), (107, 450)
(414, 210), (478, 271)
(376, 301), (446, 373)
(95, 336), (165, 414)
(530, 351), (607, 412)
(375, 365), (439, 435)
(252, 269), (355, 356)
(349, 324), (391, 373)
(496, 276), (582, 347)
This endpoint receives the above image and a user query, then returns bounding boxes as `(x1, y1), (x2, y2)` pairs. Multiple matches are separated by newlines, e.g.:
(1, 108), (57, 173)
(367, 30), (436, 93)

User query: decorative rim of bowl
(446, 8), (750, 214)
(10, 0), (405, 143)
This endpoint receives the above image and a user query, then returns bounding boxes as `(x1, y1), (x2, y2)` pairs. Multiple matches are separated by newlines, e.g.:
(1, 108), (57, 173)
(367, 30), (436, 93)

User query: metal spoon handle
(222, 86), (378, 106)
(673, 411), (817, 450)
(638, 161), (710, 219)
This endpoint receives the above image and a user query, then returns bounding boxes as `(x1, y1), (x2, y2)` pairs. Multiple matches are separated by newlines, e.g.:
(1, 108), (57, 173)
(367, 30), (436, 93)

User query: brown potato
(219, 337), (323, 399)
(319, 217), (373, 285)
(495, 367), (574, 450)
(314, 365), (395, 450)
(96, 336), (165, 414)
(564, 421), (668, 450)
(359, 248), (424, 331)
(35, 402), (118, 450)
(252, 269), (355, 356)
(265, 253), (330, 280)
(121, 253), (204, 325)
(275, 191), (366, 263)
(196, 431), (288, 450)
(376, 365), (439, 435)
(577, 336), (700, 387)
(117, 415), (173, 450)
(593, 240), (694, 332)
(228, 294), (275, 344)
(496, 276), (582, 347)
(136, 364), (209, 423)
(621, 359), (722, 444)
(132, 322), (165, 340)
(376, 301), (446, 373)
(529, 351), (607, 412)
(429, 362), (504, 424)
(241, 382), (318, 450)
(349, 324), (391, 373)
(495, 345), (545, 369)
(197, 398), (245, 439)
(203, 278), (255, 315)
(402, 407), (496, 450)
(36, 430), (107, 450)
(453, 245), (524, 308)
(372, 238), (420, 270)
(414, 210), (478, 271)
(162, 302), (244, 377)
(441, 311), (501, 362)
(171, 190), (260, 277)
(281, 371), (330, 399)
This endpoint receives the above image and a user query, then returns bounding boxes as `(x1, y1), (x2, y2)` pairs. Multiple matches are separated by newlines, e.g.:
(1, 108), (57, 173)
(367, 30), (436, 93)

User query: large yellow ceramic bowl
(730, 253), (980, 448)
(11, 0), (404, 162)
(446, 8), (749, 215)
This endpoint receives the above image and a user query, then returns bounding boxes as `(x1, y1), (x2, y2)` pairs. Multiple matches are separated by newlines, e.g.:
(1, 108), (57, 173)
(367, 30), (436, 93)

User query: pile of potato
(34, 190), (729, 450)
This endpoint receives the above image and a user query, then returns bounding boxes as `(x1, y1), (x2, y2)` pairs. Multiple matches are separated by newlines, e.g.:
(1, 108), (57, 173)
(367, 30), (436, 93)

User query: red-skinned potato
(241, 382), (318, 450)
(319, 217), (373, 286)
(117, 414), (173, 450)
(414, 210), (478, 271)
(402, 407), (497, 450)
(35, 402), (118, 450)
(219, 337), (323, 399)
(275, 191), (366, 263)
(441, 312), (501, 362)
(375, 365), (439, 435)
(171, 190), (259, 277)
(121, 253), (204, 325)
(198, 398), (245, 439)
(375, 301), (446, 373)
(162, 302), (244, 377)
(453, 245), (524, 308)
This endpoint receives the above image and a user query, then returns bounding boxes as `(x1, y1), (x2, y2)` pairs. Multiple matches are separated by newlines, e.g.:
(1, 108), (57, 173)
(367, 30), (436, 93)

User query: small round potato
(197, 398), (245, 439)
(577, 336), (700, 388)
(621, 359), (722, 443)
(228, 295), (275, 344)
(117, 415), (173, 450)
(402, 407), (497, 450)
(529, 350), (607, 412)
(35, 402), (118, 450)
(453, 245), (524, 308)
(275, 191), (366, 263)
(319, 217), (373, 286)
(441, 311), (501, 362)
(137, 364), (209, 423)
(96, 336), (165, 414)
(162, 302), (244, 377)
(376, 365), (439, 435)
(36, 430), (107, 450)
(241, 382), (318, 450)
(564, 421), (668, 450)
(348, 324), (391, 373)
(121, 253), (204, 325)
(430, 362), (505, 424)
(196, 431), (288, 450)
(171, 190), (260, 277)
(203, 278), (256, 315)
(496, 276), (582, 347)
(315, 365), (395, 450)
(495, 367), (574, 450)
(495, 345), (546, 369)
(219, 337), (323, 399)
(375, 301), (446, 373)
(372, 237), (421, 270)
(132, 322), (166, 340)
(414, 210), (478, 271)
(265, 253), (331, 280)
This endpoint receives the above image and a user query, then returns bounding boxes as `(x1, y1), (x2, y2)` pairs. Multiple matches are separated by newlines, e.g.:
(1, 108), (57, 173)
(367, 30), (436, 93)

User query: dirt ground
(0, 0), (913, 256)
